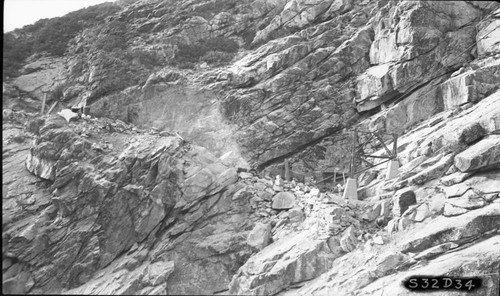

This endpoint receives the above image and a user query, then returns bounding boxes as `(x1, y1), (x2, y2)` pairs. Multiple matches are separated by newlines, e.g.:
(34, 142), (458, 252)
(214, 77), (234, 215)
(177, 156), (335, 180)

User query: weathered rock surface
(11, 56), (66, 102)
(247, 223), (272, 250)
(464, 171), (500, 194)
(3, 113), (255, 295)
(4, 0), (500, 295)
(401, 204), (499, 253)
(357, 235), (500, 296)
(272, 192), (296, 209)
(4, 0), (499, 179)
(441, 58), (500, 110)
(228, 230), (337, 296)
(454, 135), (500, 172)
(276, 204), (500, 296)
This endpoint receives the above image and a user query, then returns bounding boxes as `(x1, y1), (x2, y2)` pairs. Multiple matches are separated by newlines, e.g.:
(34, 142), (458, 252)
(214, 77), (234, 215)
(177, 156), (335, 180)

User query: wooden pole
(350, 128), (358, 178)
(342, 172), (345, 184)
(41, 93), (47, 115)
(392, 133), (398, 158)
(333, 171), (337, 187)
(47, 101), (58, 115)
(284, 159), (290, 181)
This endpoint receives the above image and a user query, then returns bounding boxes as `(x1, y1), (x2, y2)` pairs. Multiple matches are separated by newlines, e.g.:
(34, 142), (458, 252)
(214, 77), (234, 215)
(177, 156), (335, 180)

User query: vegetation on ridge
(171, 37), (240, 69)
(3, 2), (121, 79)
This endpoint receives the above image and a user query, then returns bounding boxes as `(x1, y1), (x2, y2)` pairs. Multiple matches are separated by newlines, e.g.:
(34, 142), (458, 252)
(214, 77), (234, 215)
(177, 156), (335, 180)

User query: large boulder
(392, 189), (417, 217)
(339, 226), (358, 253)
(454, 135), (500, 172)
(272, 192), (296, 210)
(247, 223), (272, 250)
(356, 64), (396, 112)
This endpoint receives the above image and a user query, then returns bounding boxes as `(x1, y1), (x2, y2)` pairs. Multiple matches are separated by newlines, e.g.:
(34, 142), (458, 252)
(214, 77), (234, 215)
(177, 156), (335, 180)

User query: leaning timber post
(47, 101), (58, 115)
(41, 93), (47, 115)
(333, 171), (337, 188)
(284, 159), (290, 182)
(343, 128), (359, 200)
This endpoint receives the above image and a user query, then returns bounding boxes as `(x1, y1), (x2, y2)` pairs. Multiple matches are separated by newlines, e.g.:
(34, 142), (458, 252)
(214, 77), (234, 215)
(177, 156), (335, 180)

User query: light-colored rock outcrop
(454, 135), (500, 172)
(247, 223), (272, 250)
(277, 204), (500, 296)
(4, 1), (500, 295)
(357, 235), (500, 296)
(440, 58), (500, 110)
(476, 8), (500, 57)
(228, 230), (337, 296)
(272, 192), (296, 209)
(11, 56), (67, 101)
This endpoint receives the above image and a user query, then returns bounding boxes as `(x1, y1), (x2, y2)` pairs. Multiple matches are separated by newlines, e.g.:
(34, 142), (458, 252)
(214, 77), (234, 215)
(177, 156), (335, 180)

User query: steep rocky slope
(229, 90), (500, 296)
(4, 0), (499, 175)
(3, 0), (500, 295)
(3, 112), (257, 294)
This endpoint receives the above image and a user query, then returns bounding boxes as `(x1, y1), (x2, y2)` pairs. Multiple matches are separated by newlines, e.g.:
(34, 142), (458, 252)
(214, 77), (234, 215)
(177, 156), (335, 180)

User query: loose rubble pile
(237, 170), (384, 248)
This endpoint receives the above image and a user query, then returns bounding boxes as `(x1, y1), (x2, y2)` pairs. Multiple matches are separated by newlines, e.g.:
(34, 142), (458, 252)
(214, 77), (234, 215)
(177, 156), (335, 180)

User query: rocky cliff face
(3, 0), (500, 295)
(4, 0), (499, 175)
(3, 112), (258, 294)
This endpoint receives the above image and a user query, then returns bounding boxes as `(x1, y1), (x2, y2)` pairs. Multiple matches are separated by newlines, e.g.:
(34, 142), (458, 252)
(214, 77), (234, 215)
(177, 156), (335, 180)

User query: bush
(91, 76), (130, 99)
(177, 61), (196, 69)
(3, 2), (121, 77)
(3, 33), (32, 78)
(94, 20), (128, 52)
(32, 17), (81, 56)
(240, 29), (256, 49)
(203, 37), (239, 53)
(189, 0), (237, 20)
(95, 34), (127, 52)
(171, 36), (239, 66)
(200, 51), (234, 65)
(126, 49), (162, 69)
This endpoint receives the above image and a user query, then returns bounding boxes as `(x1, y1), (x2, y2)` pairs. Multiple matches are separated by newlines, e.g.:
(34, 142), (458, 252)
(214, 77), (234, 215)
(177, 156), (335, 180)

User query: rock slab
(247, 223), (272, 250)
(454, 135), (500, 172)
(272, 192), (296, 210)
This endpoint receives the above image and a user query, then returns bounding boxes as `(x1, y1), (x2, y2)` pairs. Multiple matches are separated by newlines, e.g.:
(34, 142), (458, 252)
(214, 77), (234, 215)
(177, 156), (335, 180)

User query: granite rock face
(228, 230), (337, 296)
(3, 1), (500, 295)
(3, 113), (254, 295)
(454, 135), (500, 172)
(4, 0), (499, 178)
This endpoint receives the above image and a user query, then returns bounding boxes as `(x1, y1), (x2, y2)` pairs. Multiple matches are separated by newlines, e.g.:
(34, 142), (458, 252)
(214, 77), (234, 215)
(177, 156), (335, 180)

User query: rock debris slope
(2, 0), (500, 295)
